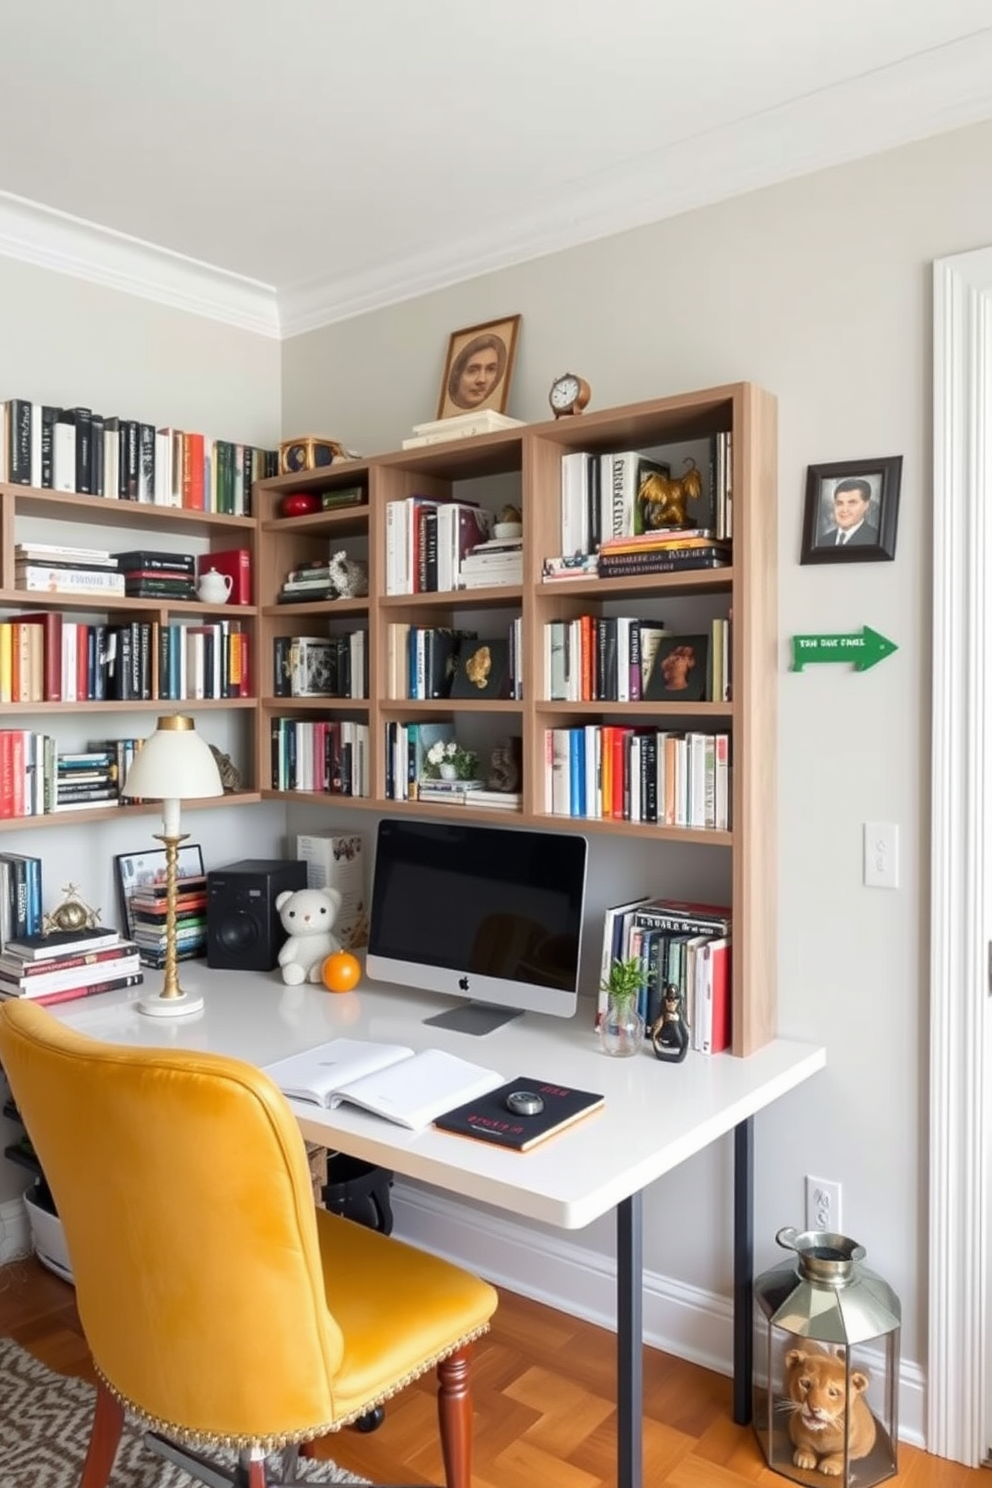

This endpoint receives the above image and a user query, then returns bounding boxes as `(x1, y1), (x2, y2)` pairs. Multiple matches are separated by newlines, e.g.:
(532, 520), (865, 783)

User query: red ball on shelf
(279, 492), (322, 518)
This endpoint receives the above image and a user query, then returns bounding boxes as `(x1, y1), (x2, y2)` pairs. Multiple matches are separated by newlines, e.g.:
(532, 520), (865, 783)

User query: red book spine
(182, 432), (205, 510)
(30, 972), (143, 1007)
(0, 732), (14, 818)
(708, 942), (731, 1053)
(610, 727), (626, 820)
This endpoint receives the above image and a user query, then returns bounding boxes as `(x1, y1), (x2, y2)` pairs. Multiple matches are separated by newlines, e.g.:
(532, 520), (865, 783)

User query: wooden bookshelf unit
(0, 384), (776, 1054)
(253, 382), (777, 1055)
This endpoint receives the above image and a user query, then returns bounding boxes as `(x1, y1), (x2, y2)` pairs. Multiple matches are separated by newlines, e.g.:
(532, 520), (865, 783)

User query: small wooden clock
(549, 373), (591, 418)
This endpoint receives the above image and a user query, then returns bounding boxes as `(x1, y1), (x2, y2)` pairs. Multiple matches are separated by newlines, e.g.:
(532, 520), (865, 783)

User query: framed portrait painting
(800, 456), (902, 564)
(436, 314), (521, 420)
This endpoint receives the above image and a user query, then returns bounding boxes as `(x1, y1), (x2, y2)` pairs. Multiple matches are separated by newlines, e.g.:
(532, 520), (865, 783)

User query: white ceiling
(2, 0), (992, 337)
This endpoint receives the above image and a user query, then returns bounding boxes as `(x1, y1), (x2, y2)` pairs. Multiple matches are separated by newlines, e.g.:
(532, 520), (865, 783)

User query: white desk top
(51, 966), (825, 1230)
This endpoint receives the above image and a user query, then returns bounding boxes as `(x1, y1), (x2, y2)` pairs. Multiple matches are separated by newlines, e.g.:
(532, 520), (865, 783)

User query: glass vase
(599, 995), (645, 1057)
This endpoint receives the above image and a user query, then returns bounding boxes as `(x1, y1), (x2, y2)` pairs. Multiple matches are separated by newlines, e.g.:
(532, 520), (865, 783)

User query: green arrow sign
(791, 626), (897, 673)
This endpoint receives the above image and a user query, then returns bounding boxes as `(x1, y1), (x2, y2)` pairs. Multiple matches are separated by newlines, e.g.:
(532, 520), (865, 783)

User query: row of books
(269, 718), (370, 797)
(547, 618), (730, 705)
(385, 497), (494, 595)
(11, 542), (252, 603)
(386, 622), (522, 702)
(558, 433), (733, 558)
(0, 851), (43, 948)
(272, 633), (367, 700)
(0, 612), (251, 704)
(598, 895), (732, 1054)
(0, 397), (278, 514)
(0, 736), (146, 820)
(544, 726), (731, 829)
(0, 925), (143, 1007)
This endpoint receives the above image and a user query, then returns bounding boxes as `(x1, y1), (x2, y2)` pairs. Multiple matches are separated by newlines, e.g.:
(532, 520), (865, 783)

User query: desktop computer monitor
(366, 818), (588, 1034)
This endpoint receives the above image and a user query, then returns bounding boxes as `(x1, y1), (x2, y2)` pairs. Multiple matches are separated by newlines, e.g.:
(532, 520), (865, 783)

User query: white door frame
(930, 245), (992, 1465)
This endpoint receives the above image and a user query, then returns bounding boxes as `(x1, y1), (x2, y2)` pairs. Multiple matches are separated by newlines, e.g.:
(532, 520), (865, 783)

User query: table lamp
(123, 715), (224, 1017)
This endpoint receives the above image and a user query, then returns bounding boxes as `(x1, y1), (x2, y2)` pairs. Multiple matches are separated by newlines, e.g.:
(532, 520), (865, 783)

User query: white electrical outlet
(863, 822), (899, 889)
(805, 1175), (842, 1233)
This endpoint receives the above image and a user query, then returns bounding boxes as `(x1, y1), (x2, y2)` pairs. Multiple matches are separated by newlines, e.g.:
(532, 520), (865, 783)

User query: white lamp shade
(124, 716), (225, 805)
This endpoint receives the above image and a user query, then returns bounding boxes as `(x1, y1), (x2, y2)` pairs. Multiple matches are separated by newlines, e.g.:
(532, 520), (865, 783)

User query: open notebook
(262, 1037), (506, 1131)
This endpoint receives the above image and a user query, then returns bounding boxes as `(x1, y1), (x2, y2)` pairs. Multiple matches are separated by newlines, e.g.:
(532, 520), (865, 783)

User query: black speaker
(206, 858), (308, 972)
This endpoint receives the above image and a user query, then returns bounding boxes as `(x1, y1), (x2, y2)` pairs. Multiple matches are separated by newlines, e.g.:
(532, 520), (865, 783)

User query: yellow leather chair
(0, 1000), (498, 1488)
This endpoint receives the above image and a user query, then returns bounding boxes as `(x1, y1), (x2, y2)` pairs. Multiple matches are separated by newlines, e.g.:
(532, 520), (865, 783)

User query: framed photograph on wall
(436, 314), (521, 420)
(800, 456), (902, 564)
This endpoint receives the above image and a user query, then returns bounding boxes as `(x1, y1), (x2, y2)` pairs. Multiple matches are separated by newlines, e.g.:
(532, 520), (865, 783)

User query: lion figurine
(638, 457), (704, 530)
(464, 645), (492, 689)
(784, 1346), (876, 1477)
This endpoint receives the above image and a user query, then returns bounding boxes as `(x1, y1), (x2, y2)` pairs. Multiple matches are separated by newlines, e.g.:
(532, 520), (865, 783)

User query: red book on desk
(434, 1077), (604, 1152)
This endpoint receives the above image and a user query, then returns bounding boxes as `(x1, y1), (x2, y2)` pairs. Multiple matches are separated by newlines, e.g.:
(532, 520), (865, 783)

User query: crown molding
(0, 191), (280, 338)
(0, 30), (990, 342)
(278, 30), (992, 337)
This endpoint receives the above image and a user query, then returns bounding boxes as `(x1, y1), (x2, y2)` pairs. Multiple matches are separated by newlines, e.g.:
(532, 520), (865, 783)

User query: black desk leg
(616, 1191), (643, 1488)
(733, 1116), (754, 1425)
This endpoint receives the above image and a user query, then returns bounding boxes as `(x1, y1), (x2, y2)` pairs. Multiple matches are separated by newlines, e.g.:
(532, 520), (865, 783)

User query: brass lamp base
(135, 827), (204, 1019)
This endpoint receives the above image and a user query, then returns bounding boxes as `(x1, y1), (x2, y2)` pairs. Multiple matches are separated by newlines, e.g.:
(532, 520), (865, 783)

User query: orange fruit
(321, 951), (361, 993)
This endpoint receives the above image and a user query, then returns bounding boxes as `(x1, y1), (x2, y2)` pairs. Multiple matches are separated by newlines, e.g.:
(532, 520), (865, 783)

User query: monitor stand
(424, 1002), (525, 1036)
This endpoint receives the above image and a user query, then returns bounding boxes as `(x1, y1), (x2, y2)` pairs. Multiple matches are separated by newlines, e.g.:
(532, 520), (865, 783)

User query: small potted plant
(598, 956), (646, 1057)
(424, 739), (479, 782)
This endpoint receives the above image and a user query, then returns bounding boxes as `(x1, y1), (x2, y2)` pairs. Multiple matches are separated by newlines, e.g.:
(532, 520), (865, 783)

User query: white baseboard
(389, 1181), (925, 1449)
(0, 1195), (31, 1264)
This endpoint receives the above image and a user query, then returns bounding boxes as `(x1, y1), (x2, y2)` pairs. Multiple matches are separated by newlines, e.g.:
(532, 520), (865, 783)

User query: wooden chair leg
(79, 1380), (124, 1488)
(436, 1346), (473, 1488)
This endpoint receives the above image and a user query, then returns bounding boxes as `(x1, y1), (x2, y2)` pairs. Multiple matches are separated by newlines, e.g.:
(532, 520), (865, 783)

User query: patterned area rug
(0, 1337), (369, 1487)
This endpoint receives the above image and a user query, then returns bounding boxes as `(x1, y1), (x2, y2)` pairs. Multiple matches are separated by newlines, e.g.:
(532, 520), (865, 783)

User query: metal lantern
(754, 1227), (901, 1487)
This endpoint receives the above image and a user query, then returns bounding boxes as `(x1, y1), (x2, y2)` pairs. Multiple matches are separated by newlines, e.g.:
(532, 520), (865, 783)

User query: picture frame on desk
(800, 455), (902, 564)
(114, 844), (205, 943)
(436, 314), (521, 420)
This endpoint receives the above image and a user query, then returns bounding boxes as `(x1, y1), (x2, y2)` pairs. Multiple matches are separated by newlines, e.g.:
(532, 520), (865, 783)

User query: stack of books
(0, 925), (142, 1007)
(597, 530), (731, 579)
(278, 556), (336, 603)
(115, 549), (196, 600)
(459, 535), (523, 588)
(401, 410), (523, 449)
(14, 543), (125, 597)
(54, 747), (121, 812)
(127, 872), (209, 969)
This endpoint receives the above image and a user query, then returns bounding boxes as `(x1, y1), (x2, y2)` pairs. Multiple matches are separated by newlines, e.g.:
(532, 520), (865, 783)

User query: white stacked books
(459, 535), (523, 589)
(402, 410), (524, 448)
(15, 542), (125, 595)
(295, 831), (368, 948)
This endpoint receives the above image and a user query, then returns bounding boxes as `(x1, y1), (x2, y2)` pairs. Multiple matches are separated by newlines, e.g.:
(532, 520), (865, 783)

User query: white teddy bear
(275, 886), (343, 985)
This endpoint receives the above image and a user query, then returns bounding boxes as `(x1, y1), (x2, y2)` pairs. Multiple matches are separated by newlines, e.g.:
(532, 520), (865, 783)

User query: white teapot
(196, 568), (233, 604)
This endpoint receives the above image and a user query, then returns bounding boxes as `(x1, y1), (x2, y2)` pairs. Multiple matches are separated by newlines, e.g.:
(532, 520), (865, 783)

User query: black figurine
(650, 983), (690, 1063)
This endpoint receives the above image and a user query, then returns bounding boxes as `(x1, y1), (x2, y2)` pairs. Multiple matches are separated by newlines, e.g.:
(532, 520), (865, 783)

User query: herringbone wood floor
(0, 1256), (982, 1488)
